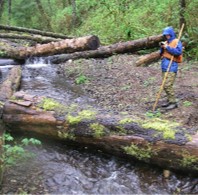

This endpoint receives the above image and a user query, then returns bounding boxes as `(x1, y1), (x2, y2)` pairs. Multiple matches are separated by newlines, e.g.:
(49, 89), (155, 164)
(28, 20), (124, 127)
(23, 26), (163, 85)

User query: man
(160, 26), (183, 110)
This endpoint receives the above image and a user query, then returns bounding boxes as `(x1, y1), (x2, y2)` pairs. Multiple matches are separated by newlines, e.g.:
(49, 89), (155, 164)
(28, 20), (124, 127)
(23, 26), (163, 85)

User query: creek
(0, 59), (198, 194)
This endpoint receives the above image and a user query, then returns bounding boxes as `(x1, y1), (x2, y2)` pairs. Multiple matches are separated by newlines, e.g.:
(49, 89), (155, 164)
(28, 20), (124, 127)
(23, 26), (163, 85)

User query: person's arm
(160, 47), (164, 56)
(165, 41), (182, 56)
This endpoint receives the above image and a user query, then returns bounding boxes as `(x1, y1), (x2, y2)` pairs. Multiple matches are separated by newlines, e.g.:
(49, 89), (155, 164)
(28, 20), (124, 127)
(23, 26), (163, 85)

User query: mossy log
(0, 120), (4, 185)
(0, 24), (72, 39)
(135, 51), (161, 66)
(2, 91), (198, 173)
(44, 35), (163, 63)
(0, 66), (21, 101)
(2, 35), (100, 59)
(0, 33), (62, 44)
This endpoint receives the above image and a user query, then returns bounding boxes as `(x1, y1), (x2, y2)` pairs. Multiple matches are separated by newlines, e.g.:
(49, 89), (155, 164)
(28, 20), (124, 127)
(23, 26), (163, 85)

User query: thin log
(0, 33), (62, 43)
(135, 51), (161, 67)
(2, 91), (198, 173)
(45, 34), (163, 63)
(0, 66), (21, 101)
(0, 24), (73, 39)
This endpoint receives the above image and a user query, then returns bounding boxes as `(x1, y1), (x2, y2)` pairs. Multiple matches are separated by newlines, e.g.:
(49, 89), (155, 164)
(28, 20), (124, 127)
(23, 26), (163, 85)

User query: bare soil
(60, 54), (198, 129)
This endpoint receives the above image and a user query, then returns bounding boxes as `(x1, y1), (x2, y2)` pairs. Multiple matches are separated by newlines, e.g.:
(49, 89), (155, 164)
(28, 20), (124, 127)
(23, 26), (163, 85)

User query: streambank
(1, 54), (198, 174)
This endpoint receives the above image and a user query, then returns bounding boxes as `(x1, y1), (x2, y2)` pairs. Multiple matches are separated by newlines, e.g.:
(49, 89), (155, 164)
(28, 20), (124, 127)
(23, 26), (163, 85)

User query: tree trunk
(179, 0), (187, 31)
(0, 33), (62, 44)
(1, 35), (100, 59)
(71, 0), (77, 28)
(34, 0), (52, 31)
(0, 66), (21, 101)
(2, 91), (198, 173)
(135, 51), (161, 67)
(45, 34), (163, 64)
(0, 24), (72, 39)
(8, 0), (12, 25)
(0, 0), (4, 20)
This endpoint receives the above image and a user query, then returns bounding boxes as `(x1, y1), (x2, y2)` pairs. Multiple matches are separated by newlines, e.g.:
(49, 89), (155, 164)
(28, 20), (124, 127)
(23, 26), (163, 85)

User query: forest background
(0, 0), (197, 59)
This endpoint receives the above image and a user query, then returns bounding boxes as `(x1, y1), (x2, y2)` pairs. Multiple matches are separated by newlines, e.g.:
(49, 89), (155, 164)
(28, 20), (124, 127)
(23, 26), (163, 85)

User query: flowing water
(0, 59), (198, 194)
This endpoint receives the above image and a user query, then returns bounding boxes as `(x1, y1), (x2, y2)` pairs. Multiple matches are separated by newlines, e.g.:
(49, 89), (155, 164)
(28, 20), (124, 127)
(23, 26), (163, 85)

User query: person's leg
(162, 72), (177, 109)
(163, 72), (176, 103)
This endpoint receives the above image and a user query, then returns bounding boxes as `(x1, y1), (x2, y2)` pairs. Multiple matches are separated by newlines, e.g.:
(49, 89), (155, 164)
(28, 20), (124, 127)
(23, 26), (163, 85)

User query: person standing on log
(160, 26), (183, 110)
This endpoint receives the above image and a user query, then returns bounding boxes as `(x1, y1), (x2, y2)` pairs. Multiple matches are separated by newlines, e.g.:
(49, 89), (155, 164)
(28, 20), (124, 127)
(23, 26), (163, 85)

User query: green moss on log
(39, 97), (62, 111)
(67, 110), (97, 125)
(141, 118), (179, 139)
(57, 131), (75, 140)
(123, 144), (152, 161)
(90, 123), (105, 138)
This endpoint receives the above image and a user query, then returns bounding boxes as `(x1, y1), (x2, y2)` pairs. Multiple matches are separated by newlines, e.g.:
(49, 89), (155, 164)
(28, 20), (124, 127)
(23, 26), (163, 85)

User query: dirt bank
(59, 54), (198, 129)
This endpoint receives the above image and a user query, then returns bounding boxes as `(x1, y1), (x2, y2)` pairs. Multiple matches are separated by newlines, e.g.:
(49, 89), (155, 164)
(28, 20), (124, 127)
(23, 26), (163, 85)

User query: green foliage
(1, 133), (41, 167)
(123, 144), (152, 161)
(145, 110), (162, 118)
(183, 100), (193, 107)
(75, 75), (88, 85)
(0, 0), (197, 58)
(0, 51), (6, 57)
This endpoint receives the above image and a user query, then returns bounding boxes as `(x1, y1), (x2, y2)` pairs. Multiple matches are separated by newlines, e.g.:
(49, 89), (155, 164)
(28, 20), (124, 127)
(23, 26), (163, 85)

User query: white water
(25, 57), (49, 68)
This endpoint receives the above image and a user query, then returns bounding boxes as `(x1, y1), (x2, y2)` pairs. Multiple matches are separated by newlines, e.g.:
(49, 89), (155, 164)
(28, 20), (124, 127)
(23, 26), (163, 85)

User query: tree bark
(0, 0), (4, 20)
(135, 51), (161, 67)
(71, 0), (77, 28)
(2, 91), (198, 173)
(45, 34), (163, 64)
(8, 0), (11, 25)
(0, 33), (62, 43)
(2, 35), (100, 59)
(179, 0), (187, 31)
(0, 24), (73, 39)
(34, 0), (52, 31)
(0, 66), (21, 101)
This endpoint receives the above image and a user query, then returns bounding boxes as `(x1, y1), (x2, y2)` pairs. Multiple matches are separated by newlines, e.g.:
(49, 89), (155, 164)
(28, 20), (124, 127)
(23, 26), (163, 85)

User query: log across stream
(0, 59), (198, 175)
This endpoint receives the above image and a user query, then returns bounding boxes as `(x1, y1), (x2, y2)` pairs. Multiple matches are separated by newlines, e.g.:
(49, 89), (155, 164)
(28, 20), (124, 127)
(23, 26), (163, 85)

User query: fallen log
(45, 34), (163, 63)
(3, 35), (100, 59)
(0, 24), (73, 39)
(0, 59), (20, 66)
(0, 33), (62, 44)
(2, 91), (198, 174)
(135, 51), (161, 66)
(0, 120), (4, 184)
(0, 66), (22, 101)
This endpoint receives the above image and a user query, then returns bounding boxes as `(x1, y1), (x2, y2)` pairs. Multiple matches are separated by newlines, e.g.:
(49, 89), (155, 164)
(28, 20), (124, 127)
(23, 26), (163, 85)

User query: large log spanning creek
(0, 31), (197, 193)
(0, 57), (198, 193)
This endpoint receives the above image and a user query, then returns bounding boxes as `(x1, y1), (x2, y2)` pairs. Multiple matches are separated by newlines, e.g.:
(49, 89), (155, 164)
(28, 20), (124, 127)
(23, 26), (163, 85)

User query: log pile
(0, 24), (163, 62)
(45, 35), (163, 64)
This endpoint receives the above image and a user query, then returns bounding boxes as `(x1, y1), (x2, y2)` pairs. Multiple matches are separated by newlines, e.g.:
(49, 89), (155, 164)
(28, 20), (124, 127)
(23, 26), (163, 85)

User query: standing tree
(71, 0), (77, 28)
(0, 0), (4, 20)
(8, 0), (11, 25)
(34, 0), (52, 31)
(179, 0), (187, 31)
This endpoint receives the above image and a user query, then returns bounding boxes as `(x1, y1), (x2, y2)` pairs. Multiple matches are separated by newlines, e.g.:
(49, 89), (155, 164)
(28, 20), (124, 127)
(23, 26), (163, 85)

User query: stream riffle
(1, 133), (198, 194)
(0, 60), (198, 194)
